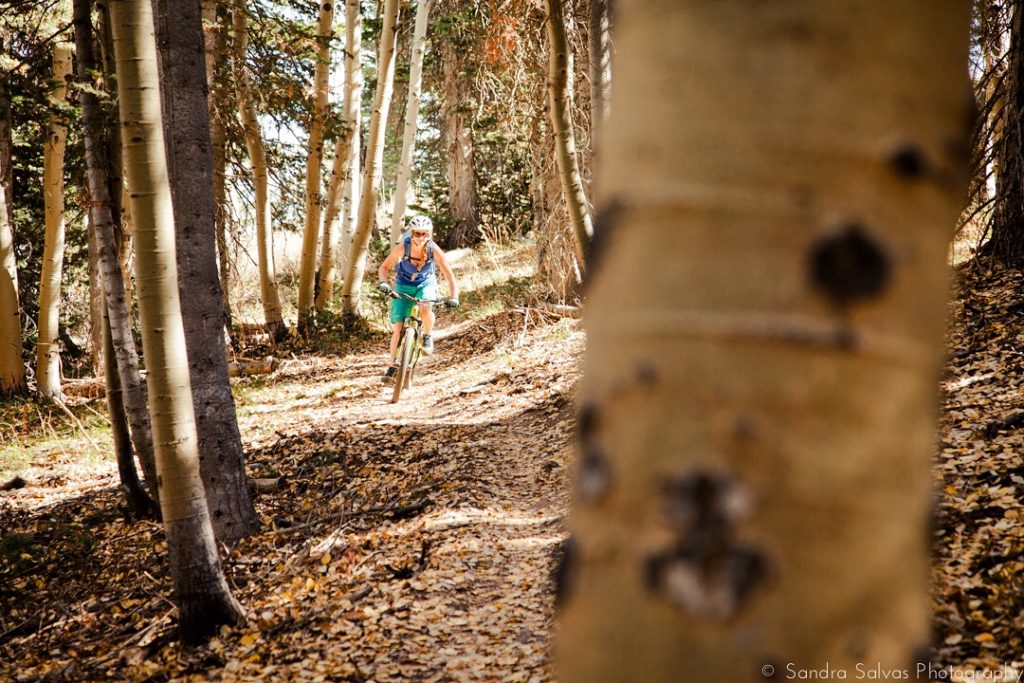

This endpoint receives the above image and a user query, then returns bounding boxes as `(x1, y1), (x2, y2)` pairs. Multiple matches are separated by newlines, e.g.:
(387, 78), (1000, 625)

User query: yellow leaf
(241, 632), (259, 647)
(321, 553), (332, 566)
(975, 633), (995, 642)
(945, 485), (957, 495)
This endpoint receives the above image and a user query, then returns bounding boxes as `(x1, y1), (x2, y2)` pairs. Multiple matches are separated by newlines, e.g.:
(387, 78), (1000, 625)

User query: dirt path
(0, 310), (583, 681)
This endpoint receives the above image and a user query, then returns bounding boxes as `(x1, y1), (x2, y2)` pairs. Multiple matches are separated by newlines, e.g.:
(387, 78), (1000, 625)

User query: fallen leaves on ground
(0, 308), (582, 682)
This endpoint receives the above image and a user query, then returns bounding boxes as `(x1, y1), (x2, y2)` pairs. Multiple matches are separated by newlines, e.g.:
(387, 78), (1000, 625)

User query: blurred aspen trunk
(0, 154), (24, 397)
(441, 40), (479, 247)
(297, 0), (335, 332)
(316, 0), (363, 309)
(340, 0), (399, 318)
(109, 0), (243, 642)
(202, 0), (233, 329)
(155, 0), (259, 543)
(36, 41), (72, 400)
(545, 0), (592, 269)
(557, 2), (969, 680)
(389, 0), (432, 246)
(233, 1), (287, 342)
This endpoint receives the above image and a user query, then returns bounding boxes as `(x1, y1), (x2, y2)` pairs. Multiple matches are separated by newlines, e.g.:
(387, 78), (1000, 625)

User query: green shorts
(390, 281), (438, 324)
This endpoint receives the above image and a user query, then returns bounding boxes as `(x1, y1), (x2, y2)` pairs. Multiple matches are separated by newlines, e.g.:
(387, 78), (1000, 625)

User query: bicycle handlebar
(389, 291), (440, 305)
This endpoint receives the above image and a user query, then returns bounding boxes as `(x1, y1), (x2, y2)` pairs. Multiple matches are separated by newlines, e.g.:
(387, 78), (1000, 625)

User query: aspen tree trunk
(441, 42), (479, 246)
(76, 0), (160, 504)
(109, 0), (242, 642)
(0, 80), (11, 218)
(203, 0), (233, 328)
(389, 0), (432, 246)
(340, 0), (399, 318)
(155, 0), (259, 543)
(36, 42), (72, 400)
(0, 155), (24, 397)
(557, 2), (970, 680)
(545, 0), (592, 270)
(87, 213), (104, 375)
(103, 298), (154, 517)
(297, 0), (335, 331)
(316, 0), (362, 309)
(341, 133), (361, 274)
(587, 0), (610, 164)
(233, 1), (287, 341)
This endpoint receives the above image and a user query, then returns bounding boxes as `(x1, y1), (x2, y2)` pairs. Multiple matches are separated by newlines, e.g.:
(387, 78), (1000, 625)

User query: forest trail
(0, 303), (583, 681)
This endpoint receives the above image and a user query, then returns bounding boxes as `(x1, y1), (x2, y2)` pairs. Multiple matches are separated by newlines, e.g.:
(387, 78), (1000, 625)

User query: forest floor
(3, 247), (1024, 680)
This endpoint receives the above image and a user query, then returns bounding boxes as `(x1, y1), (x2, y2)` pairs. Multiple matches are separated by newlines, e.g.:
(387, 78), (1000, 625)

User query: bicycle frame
(389, 291), (437, 403)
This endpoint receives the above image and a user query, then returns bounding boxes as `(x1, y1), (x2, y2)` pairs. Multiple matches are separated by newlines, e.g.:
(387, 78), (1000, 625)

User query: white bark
(36, 42), (72, 400)
(389, 0), (433, 245)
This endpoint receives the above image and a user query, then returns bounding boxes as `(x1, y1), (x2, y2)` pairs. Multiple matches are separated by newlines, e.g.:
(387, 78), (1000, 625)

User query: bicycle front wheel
(391, 327), (417, 403)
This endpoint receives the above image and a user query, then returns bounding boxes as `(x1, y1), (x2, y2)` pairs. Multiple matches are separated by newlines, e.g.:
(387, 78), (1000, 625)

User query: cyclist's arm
(378, 244), (404, 284)
(432, 246), (460, 299)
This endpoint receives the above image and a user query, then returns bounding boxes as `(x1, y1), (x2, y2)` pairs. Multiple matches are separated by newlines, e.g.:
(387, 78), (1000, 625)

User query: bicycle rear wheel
(391, 327), (417, 403)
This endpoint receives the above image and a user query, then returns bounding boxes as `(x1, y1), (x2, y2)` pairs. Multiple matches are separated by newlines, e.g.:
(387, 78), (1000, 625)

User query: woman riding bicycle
(377, 216), (460, 384)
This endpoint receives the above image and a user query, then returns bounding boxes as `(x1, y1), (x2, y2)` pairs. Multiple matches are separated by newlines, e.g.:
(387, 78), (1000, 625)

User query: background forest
(3, 0), (1024, 680)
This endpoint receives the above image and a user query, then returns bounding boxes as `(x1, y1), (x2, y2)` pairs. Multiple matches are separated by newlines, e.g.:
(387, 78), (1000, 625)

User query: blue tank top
(396, 235), (436, 286)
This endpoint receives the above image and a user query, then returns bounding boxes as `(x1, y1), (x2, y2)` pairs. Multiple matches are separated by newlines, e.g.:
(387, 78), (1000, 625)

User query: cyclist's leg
(389, 322), (403, 362)
(420, 281), (438, 335)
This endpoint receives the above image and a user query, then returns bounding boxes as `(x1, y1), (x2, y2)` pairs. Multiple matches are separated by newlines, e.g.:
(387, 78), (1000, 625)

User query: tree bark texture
(297, 0), (335, 330)
(202, 0), (234, 329)
(0, 150), (24, 396)
(340, 0), (399, 317)
(986, 0), (1024, 264)
(233, 1), (287, 341)
(155, 0), (258, 543)
(587, 0), (610, 164)
(316, 0), (362, 309)
(441, 39), (479, 247)
(545, 0), (592, 269)
(109, 0), (243, 642)
(76, 0), (160, 503)
(36, 41), (73, 400)
(557, 2), (970, 680)
(389, 0), (433, 246)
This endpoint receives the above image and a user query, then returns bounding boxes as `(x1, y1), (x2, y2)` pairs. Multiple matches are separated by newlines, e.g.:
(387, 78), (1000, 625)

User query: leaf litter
(0, 308), (582, 681)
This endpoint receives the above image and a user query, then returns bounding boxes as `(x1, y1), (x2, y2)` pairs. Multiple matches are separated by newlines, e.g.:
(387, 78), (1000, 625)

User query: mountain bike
(389, 291), (438, 403)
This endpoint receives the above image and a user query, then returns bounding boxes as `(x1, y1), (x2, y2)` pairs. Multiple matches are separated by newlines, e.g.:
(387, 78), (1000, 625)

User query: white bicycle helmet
(408, 215), (433, 233)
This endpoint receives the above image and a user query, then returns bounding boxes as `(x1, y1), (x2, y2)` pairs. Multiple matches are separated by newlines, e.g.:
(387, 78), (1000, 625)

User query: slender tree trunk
(103, 297), (154, 517)
(76, 0), (160, 506)
(341, 131), (361, 278)
(109, 0), (243, 642)
(557, 2), (970, 680)
(0, 80), (11, 219)
(545, 0), (592, 270)
(233, 1), (287, 341)
(340, 0), (399, 318)
(296, 1), (335, 331)
(88, 212), (104, 376)
(155, 0), (259, 543)
(203, 0), (233, 329)
(0, 152), (24, 397)
(36, 41), (73, 400)
(316, 0), (363, 309)
(389, 0), (432, 246)
(441, 40), (479, 247)
(587, 0), (610, 165)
